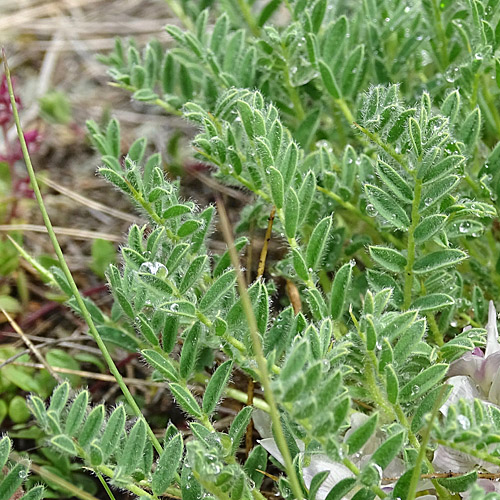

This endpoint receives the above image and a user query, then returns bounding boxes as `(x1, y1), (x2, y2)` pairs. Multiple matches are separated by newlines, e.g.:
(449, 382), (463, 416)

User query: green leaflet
(375, 160), (413, 202)
(306, 217), (332, 270)
(64, 391), (89, 436)
(437, 470), (477, 493)
(364, 184), (410, 230)
(414, 215), (447, 243)
(384, 365), (399, 404)
(268, 167), (284, 209)
(179, 322), (201, 380)
(411, 293), (455, 312)
(411, 385), (453, 433)
(142, 349), (179, 382)
(202, 360), (233, 415)
(169, 383), (202, 418)
(399, 364), (448, 402)
(413, 249), (467, 273)
(48, 381), (70, 416)
(152, 434), (183, 494)
(50, 435), (77, 455)
(460, 108), (481, 152)
(79, 405), (105, 448)
(369, 246), (407, 273)
(0, 464), (28, 500)
(285, 188), (300, 238)
(117, 419), (147, 477)
(199, 270), (236, 312)
(101, 405), (126, 459)
(419, 175), (460, 211)
(325, 478), (357, 500)
(229, 406), (253, 455)
(371, 431), (404, 469)
(345, 413), (378, 454)
(421, 155), (464, 183)
(319, 60), (341, 98)
(0, 437), (10, 475)
(330, 262), (353, 320)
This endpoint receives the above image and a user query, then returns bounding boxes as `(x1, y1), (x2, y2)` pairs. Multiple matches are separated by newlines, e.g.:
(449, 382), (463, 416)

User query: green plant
(5, 0), (500, 499)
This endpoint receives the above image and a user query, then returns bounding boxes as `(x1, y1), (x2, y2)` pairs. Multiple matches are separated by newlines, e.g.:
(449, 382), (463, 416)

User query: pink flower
(432, 301), (500, 494)
(0, 129), (40, 164)
(446, 301), (500, 405)
(0, 74), (21, 127)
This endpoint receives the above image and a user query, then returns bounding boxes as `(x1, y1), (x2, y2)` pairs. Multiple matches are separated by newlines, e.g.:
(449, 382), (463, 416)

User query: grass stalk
(216, 198), (304, 500)
(2, 49), (163, 456)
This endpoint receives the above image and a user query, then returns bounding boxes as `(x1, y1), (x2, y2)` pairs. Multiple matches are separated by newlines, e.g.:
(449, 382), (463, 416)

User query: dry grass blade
(0, 358), (166, 387)
(40, 176), (139, 223)
(1, 307), (63, 383)
(0, 224), (122, 241)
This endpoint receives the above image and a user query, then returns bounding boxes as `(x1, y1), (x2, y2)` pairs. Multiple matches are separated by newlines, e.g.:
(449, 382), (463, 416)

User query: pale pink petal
(488, 366), (500, 406)
(461, 478), (500, 498)
(432, 445), (477, 473)
(486, 301), (500, 357)
(482, 352), (500, 394)
(448, 353), (485, 385)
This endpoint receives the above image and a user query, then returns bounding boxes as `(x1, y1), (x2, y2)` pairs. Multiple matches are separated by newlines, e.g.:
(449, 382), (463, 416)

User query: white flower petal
(301, 455), (354, 500)
(258, 438), (354, 500)
(433, 445), (477, 473)
(460, 478), (500, 498)
(441, 376), (480, 416)
(486, 301), (500, 357)
(252, 409), (273, 439)
(488, 365), (500, 406)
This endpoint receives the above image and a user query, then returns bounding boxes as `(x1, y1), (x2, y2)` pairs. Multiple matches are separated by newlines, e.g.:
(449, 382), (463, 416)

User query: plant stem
(225, 387), (270, 412)
(11, 453), (100, 500)
(406, 385), (448, 500)
(365, 352), (396, 420)
(281, 44), (305, 122)
(96, 472), (116, 500)
(481, 75), (500, 137)
(342, 458), (387, 499)
(318, 186), (405, 250)
(217, 199), (304, 500)
(403, 178), (422, 310)
(164, 0), (194, 31)
(2, 51), (163, 456)
(354, 123), (410, 173)
(427, 313), (444, 347)
(236, 0), (261, 37)
(430, 0), (448, 70)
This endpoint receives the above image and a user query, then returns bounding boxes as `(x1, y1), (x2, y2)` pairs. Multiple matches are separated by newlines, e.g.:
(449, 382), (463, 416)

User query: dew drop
(457, 415), (470, 430)
(140, 261), (168, 277)
(366, 204), (378, 217)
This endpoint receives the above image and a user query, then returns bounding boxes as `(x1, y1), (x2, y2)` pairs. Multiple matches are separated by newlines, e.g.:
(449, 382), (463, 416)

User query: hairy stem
(407, 385), (450, 500)
(403, 178), (422, 310)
